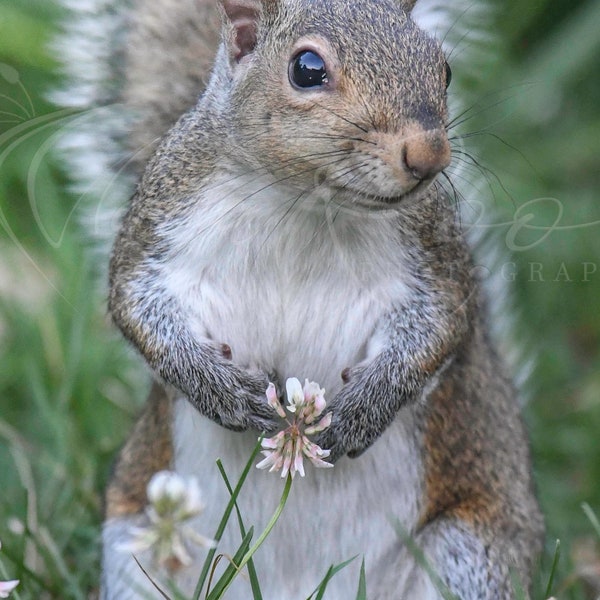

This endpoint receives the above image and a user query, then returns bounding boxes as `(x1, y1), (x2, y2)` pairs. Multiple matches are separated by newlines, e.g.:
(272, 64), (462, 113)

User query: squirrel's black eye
(444, 61), (452, 89)
(289, 50), (328, 89)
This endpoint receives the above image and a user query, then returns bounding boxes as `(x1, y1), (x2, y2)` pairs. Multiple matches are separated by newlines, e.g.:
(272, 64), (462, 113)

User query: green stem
(192, 440), (264, 600)
(216, 460), (263, 599)
(214, 473), (293, 599)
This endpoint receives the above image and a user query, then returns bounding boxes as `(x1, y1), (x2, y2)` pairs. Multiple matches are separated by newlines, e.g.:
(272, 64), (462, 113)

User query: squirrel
(57, 0), (544, 597)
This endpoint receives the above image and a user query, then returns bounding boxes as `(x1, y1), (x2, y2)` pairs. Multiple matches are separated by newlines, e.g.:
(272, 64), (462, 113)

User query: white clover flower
(0, 581), (19, 599)
(0, 541), (19, 599)
(119, 471), (215, 571)
(257, 377), (333, 479)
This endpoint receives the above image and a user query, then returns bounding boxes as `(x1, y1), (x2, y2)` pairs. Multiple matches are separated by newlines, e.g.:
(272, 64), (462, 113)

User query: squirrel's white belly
(191, 260), (402, 395)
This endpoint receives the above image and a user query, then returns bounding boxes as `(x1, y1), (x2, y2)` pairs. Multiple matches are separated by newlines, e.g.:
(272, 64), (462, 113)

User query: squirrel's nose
(403, 130), (451, 181)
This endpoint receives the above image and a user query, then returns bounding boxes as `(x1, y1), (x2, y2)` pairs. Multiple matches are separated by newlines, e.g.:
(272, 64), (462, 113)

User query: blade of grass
(510, 568), (527, 600)
(206, 529), (254, 600)
(306, 555), (358, 600)
(543, 539), (561, 599)
(214, 473), (293, 600)
(392, 519), (458, 600)
(216, 459), (262, 600)
(166, 578), (191, 600)
(355, 558), (367, 600)
(132, 556), (170, 600)
(35, 526), (87, 600)
(205, 555), (225, 598)
(192, 439), (263, 600)
(582, 503), (600, 539)
(314, 565), (334, 600)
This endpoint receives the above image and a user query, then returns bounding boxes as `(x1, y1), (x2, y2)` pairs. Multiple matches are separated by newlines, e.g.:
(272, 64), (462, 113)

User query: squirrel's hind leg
(372, 518), (519, 600)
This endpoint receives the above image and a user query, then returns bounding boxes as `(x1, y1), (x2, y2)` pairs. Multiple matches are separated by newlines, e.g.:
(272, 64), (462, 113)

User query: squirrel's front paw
(215, 374), (280, 433)
(313, 366), (378, 462)
(194, 344), (280, 433)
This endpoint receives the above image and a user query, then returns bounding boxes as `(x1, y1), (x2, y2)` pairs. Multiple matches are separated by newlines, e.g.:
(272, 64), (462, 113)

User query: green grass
(1, 0), (599, 598)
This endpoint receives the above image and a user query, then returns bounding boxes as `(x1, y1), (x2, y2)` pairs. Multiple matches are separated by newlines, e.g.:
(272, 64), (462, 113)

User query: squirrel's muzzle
(367, 126), (451, 197)
(402, 127), (451, 182)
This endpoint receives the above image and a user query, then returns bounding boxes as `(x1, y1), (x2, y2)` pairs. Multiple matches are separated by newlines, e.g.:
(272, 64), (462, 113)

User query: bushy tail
(52, 0), (222, 259)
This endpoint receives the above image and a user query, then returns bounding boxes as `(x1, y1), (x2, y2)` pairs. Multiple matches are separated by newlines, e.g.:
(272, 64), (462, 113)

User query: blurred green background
(0, 0), (599, 597)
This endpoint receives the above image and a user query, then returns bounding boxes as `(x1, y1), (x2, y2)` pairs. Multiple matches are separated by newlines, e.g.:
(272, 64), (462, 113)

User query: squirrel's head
(217, 0), (451, 206)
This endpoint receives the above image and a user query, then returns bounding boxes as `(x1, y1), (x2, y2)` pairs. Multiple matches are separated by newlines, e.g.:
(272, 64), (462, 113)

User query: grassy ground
(0, 0), (599, 598)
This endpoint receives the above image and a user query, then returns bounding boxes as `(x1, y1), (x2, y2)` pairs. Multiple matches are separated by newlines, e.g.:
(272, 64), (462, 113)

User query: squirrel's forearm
(108, 265), (277, 432)
(107, 195), (208, 399)
(384, 282), (471, 402)
(328, 275), (472, 460)
(107, 258), (275, 431)
(108, 273), (204, 399)
(352, 280), (470, 410)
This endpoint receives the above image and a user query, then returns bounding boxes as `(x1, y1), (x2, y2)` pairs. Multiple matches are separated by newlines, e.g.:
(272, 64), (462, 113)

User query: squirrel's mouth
(327, 178), (434, 210)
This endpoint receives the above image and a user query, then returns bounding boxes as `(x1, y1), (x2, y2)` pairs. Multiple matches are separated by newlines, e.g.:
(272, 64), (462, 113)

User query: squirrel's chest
(162, 177), (411, 390)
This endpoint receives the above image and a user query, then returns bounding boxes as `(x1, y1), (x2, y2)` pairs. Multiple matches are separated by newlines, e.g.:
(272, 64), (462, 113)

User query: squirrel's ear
(220, 0), (264, 62)
(402, 0), (418, 11)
